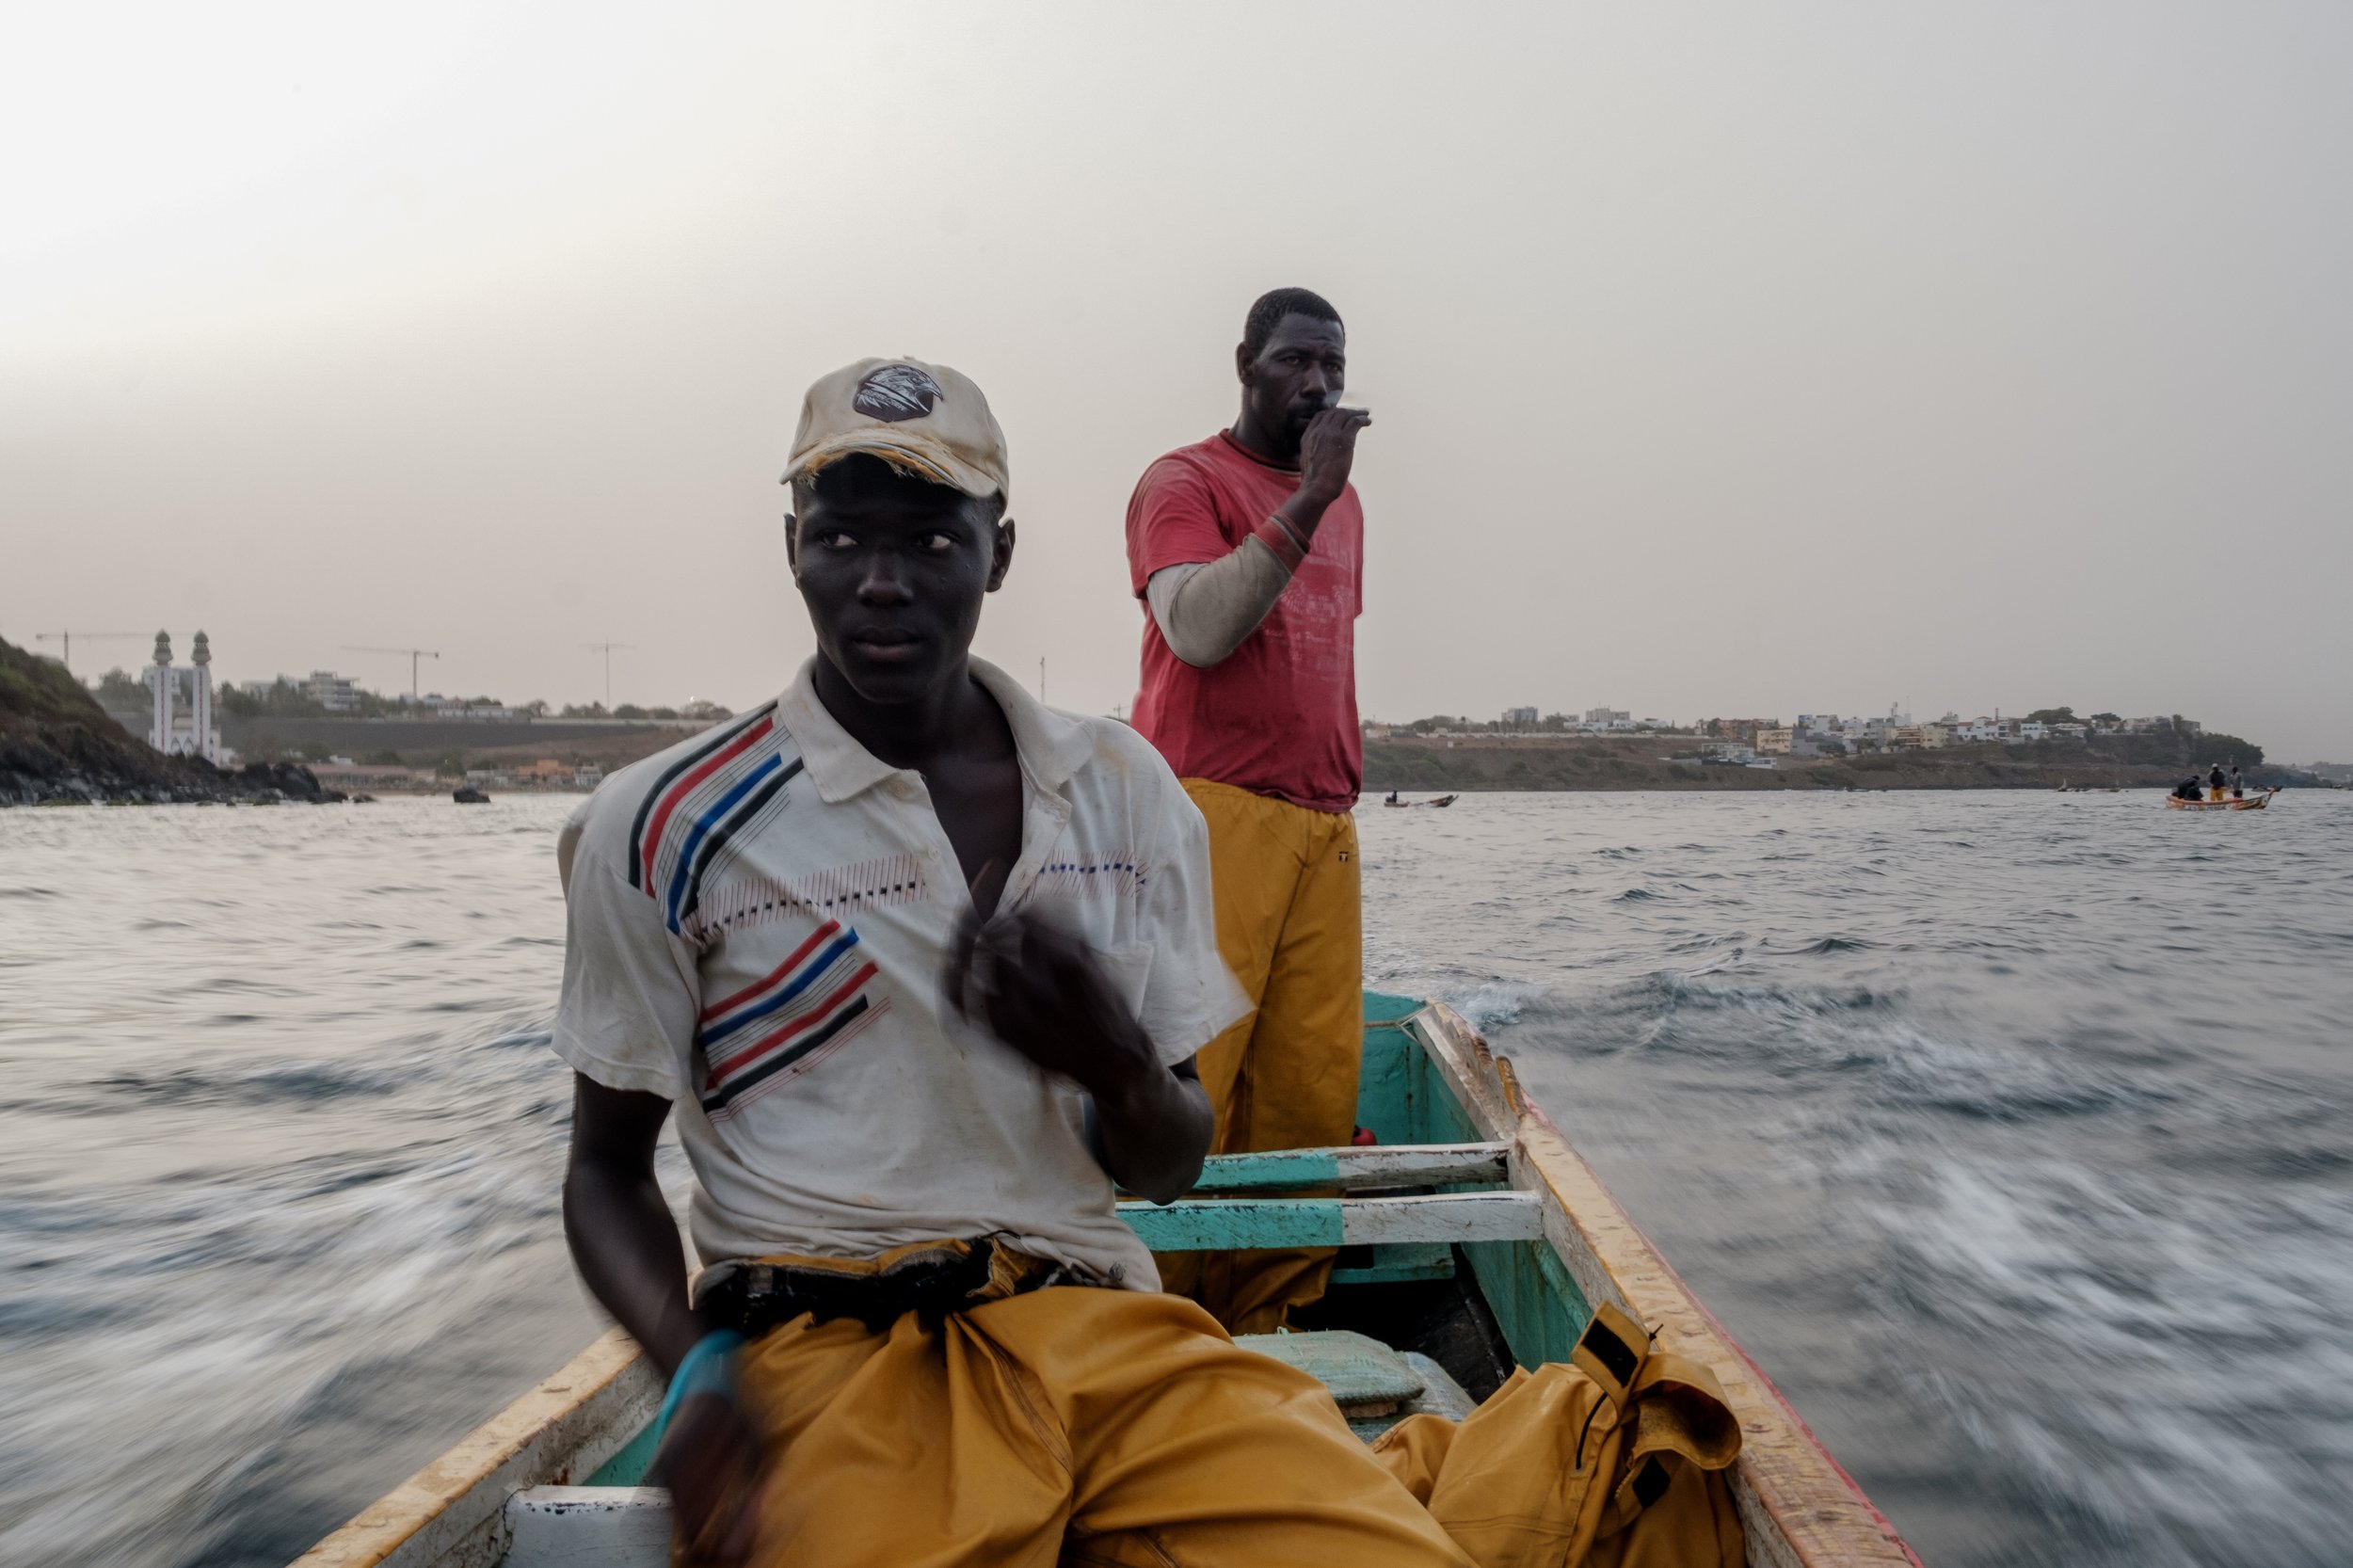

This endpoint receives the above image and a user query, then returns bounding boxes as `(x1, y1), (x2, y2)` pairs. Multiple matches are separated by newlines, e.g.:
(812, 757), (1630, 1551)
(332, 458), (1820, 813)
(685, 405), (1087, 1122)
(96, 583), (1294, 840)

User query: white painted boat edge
(289, 1328), (660, 1568)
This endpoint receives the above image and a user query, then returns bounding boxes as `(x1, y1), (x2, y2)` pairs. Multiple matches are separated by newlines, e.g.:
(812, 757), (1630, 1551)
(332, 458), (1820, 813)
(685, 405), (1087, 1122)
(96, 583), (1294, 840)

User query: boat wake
(1408, 973), (2353, 1568)
(1365, 791), (2353, 1568)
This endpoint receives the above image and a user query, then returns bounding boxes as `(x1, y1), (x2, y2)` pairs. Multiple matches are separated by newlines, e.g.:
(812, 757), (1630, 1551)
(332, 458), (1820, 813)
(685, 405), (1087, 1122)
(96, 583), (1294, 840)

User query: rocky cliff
(0, 636), (343, 806)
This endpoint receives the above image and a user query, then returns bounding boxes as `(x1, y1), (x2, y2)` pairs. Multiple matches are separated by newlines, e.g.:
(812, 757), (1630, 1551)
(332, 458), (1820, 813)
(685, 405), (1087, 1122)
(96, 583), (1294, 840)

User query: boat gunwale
(287, 1328), (659, 1568)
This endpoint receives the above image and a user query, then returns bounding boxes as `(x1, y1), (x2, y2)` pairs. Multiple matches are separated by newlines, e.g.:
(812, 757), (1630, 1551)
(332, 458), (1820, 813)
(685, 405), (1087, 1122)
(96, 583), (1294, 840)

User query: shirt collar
(777, 656), (1096, 805)
(1218, 428), (1300, 473)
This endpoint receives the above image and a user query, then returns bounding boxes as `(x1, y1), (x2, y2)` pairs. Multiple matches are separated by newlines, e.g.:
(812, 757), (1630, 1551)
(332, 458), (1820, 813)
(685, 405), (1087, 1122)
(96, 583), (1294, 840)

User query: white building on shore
(302, 670), (362, 712)
(144, 630), (226, 765)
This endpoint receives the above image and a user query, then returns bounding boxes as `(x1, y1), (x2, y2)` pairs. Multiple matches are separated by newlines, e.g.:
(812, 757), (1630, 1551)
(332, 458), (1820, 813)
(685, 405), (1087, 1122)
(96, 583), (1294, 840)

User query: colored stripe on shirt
(701, 959), (878, 1112)
(636, 715), (776, 893)
(698, 924), (858, 1051)
(680, 758), (803, 927)
(661, 750), (797, 933)
(625, 705), (777, 890)
(701, 994), (873, 1116)
(700, 920), (842, 1025)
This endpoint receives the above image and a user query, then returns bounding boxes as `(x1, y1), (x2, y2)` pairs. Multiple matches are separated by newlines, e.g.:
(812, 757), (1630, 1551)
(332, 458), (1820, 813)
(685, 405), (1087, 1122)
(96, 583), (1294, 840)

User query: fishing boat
(291, 995), (1919, 1568)
(2165, 789), (2278, 811)
(1383, 793), (1459, 808)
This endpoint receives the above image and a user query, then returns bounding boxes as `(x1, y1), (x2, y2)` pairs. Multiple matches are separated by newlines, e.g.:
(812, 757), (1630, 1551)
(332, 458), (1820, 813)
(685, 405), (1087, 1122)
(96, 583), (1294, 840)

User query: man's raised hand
(944, 880), (1212, 1204)
(1295, 405), (1372, 510)
(945, 899), (1158, 1100)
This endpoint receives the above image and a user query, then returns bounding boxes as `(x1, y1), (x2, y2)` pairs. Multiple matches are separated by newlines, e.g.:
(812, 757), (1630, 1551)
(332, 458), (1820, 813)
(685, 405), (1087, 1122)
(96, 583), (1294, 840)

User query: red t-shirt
(1126, 432), (1364, 813)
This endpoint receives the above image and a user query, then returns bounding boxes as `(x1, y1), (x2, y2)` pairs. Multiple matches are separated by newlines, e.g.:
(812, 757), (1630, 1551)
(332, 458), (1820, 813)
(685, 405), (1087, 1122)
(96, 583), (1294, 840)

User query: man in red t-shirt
(1126, 287), (1372, 1332)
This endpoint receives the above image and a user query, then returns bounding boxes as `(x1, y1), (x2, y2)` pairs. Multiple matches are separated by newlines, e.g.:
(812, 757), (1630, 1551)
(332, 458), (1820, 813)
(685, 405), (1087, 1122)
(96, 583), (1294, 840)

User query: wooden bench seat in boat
(1234, 1330), (1479, 1439)
(1120, 1138), (1532, 1286)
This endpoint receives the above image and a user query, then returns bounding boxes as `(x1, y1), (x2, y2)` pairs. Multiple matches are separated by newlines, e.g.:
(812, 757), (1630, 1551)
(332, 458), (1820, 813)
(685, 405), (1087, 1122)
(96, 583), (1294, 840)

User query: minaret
(190, 631), (216, 763)
(148, 630), (174, 753)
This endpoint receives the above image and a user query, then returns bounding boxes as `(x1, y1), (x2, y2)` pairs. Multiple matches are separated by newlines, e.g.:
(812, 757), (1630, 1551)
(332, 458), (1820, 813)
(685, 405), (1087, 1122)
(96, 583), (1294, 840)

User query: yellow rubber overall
(1156, 777), (1362, 1333)
(732, 1268), (1469, 1568)
(727, 1260), (1746, 1568)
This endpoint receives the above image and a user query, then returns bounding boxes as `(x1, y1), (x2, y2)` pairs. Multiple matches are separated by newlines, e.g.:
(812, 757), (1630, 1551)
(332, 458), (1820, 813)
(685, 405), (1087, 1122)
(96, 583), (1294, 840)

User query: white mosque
(144, 630), (228, 765)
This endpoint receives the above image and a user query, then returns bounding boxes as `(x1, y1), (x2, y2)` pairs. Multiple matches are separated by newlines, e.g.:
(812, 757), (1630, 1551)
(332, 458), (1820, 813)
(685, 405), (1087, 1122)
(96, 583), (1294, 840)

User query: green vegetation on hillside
(560, 700), (734, 721)
(3, 643), (125, 732)
(1, 636), (184, 800)
(2079, 729), (2262, 769)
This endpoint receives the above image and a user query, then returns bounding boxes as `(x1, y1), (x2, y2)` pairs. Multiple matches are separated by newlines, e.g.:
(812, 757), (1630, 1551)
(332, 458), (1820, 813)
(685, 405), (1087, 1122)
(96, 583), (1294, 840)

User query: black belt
(697, 1237), (1075, 1336)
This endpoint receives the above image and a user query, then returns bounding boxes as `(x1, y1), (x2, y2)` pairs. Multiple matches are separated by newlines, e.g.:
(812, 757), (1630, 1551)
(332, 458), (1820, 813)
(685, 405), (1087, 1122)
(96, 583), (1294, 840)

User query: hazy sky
(7, 5), (2349, 757)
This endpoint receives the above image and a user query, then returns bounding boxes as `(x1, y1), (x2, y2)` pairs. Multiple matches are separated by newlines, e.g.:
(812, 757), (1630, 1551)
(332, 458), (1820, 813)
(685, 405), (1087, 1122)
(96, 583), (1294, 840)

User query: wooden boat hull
(291, 996), (1917, 1568)
(2166, 790), (2275, 810)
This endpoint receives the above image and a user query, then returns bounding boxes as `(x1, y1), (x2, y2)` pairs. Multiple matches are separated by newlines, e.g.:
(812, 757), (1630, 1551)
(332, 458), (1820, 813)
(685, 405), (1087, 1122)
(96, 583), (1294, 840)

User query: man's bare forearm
(1275, 486), (1338, 541)
(563, 1076), (708, 1376)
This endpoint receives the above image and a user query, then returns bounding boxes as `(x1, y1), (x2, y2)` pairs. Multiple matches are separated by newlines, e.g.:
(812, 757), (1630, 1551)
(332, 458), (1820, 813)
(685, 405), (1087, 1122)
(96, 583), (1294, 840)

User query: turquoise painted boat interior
(1354, 992), (1591, 1369)
(586, 992), (1589, 1486)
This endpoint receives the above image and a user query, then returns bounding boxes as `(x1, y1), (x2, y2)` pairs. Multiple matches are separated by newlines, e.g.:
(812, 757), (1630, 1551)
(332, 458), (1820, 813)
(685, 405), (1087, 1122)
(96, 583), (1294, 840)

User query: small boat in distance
(1382, 793), (1458, 808)
(2166, 788), (2279, 811)
(288, 997), (1919, 1568)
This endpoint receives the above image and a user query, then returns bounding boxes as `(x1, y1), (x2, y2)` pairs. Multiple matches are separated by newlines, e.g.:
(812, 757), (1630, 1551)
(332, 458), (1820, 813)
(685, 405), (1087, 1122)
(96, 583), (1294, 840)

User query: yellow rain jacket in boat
(1371, 1302), (1748, 1568)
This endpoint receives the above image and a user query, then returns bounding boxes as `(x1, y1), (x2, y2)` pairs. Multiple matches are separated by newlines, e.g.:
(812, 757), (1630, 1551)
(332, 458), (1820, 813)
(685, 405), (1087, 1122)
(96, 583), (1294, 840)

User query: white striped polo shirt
(552, 656), (1246, 1287)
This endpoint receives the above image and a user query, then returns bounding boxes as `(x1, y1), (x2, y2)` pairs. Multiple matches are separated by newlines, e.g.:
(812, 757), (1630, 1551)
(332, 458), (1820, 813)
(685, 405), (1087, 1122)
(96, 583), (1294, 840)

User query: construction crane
(34, 631), (147, 672)
(344, 646), (441, 701)
(583, 643), (632, 710)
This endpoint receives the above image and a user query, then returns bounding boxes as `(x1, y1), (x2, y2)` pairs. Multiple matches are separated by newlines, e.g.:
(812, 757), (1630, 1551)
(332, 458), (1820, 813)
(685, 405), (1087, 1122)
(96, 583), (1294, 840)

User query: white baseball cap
(782, 356), (1008, 502)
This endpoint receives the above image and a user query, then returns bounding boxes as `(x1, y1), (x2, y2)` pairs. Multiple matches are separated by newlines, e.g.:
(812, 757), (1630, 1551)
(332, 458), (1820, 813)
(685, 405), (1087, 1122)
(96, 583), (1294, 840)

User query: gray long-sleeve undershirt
(1144, 536), (1296, 667)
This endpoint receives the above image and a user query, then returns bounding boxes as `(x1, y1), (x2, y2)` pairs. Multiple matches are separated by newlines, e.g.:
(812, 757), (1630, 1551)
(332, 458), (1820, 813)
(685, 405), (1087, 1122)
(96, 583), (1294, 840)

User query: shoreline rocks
(0, 636), (346, 808)
(0, 735), (348, 808)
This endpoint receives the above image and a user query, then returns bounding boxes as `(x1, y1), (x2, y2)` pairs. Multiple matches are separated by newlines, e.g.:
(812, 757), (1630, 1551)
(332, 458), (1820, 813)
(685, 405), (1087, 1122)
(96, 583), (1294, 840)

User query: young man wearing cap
(552, 358), (1481, 1567)
(1126, 287), (1374, 1334)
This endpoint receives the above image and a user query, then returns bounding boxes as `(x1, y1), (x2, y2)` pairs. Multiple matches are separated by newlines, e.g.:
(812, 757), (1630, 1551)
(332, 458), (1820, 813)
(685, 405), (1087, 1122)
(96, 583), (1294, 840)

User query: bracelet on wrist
(1253, 514), (1311, 571)
(654, 1329), (744, 1443)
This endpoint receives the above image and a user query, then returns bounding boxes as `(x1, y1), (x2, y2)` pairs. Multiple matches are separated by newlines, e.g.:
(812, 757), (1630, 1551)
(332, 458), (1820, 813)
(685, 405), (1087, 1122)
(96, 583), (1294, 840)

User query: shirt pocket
(1096, 940), (1155, 1019)
(1099, 938), (1220, 1070)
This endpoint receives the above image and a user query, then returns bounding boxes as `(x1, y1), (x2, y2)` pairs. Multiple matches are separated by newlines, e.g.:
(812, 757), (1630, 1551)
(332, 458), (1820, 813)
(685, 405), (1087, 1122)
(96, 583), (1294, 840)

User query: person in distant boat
(1386, 790), (1400, 805)
(1123, 287), (1372, 1334)
(2209, 762), (2228, 802)
(2173, 776), (2203, 802)
(2231, 764), (2245, 799)
(551, 359), (1732, 1568)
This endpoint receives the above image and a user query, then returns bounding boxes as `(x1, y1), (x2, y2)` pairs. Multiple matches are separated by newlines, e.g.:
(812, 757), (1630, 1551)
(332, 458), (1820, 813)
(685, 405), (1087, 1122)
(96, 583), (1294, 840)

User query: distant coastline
(12, 633), (2330, 803)
(1362, 734), (2319, 793)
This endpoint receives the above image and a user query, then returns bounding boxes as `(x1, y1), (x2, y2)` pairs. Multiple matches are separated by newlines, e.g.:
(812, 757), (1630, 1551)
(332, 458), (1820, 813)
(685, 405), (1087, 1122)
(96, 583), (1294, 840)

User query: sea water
(2, 792), (2347, 1567)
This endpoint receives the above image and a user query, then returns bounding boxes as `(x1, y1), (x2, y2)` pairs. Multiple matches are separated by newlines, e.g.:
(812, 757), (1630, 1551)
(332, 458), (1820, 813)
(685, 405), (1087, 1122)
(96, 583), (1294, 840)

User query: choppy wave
(0, 798), (641, 1568)
(1439, 979), (1553, 1033)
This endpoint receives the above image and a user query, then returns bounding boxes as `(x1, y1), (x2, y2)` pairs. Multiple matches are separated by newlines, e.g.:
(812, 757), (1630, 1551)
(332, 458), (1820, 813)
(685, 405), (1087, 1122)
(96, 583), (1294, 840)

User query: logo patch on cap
(852, 363), (942, 423)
